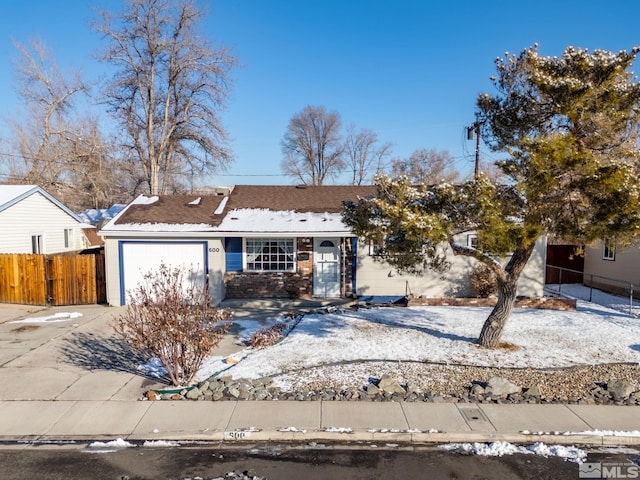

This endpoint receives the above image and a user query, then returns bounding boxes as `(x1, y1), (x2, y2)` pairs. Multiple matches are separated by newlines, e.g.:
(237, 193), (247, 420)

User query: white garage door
(120, 241), (207, 305)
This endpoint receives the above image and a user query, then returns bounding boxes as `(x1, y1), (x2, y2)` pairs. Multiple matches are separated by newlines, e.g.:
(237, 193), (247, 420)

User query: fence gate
(0, 250), (106, 306)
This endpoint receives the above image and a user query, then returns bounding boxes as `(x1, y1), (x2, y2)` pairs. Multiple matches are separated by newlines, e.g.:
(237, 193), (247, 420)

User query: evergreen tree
(343, 45), (640, 348)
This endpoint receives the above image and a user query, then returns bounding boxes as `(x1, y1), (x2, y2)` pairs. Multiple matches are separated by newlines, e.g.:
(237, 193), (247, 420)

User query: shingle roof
(113, 194), (227, 226)
(225, 185), (376, 213)
(111, 185), (376, 228)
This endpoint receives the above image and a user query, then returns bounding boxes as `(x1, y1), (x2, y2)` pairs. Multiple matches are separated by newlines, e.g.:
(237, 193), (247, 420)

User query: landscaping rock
(186, 387), (201, 400)
(607, 379), (636, 400)
(485, 377), (521, 397)
(470, 383), (485, 396)
(524, 385), (542, 398)
(378, 374), (405, 394)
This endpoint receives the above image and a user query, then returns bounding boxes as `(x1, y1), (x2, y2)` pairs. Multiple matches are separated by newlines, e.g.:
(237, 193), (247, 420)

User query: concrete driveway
(0, 298), (342, 403)
(0, 304), (165, 401)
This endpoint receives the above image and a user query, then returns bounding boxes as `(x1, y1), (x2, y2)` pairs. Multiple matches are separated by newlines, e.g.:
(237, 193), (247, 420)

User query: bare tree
(391, 148), (459, 184)
(344, 124), (392, 185)
(281, 105), (345, 185)
(65, 119), (129, 209)
(95, 0), (237, 195)
(3, 39), (121, 210)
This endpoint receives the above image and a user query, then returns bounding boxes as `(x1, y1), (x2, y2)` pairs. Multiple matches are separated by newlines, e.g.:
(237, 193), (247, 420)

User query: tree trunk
(478, 278), (518, 348)
(477, 243), (536, 348)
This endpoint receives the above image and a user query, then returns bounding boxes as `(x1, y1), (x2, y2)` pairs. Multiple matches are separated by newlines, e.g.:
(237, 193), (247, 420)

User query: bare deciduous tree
(390, 148), (459, 185)
(281, 105), (345, 185)
(344, 124), (392, 185)
(3, 39), (121, 210)
(95, 0), (237, 195)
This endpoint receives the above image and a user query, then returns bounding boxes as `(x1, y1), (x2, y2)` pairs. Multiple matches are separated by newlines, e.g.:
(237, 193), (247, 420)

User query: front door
(313, 238), (341, 297)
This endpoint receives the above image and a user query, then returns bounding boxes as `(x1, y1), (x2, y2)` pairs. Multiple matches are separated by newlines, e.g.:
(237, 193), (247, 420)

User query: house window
(31, 235), (42, 254)
(64, 228), (73, 249)
(603, 239), (615, 261)
(467, 234), (479, 249)
(245, 238), (294, 271)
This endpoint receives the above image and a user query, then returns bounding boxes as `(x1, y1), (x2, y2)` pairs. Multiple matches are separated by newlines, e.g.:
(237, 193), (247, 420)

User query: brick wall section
(224, 238), (313, 299)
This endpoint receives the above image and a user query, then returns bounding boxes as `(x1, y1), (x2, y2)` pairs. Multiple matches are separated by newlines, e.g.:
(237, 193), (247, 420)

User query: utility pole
(467, 122), (481, 179)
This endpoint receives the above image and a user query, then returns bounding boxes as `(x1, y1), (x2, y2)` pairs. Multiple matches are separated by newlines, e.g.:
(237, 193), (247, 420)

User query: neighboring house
(0, 185), (87, 254)
(99, 185), (546, 306)
(583, 240), (639, 296)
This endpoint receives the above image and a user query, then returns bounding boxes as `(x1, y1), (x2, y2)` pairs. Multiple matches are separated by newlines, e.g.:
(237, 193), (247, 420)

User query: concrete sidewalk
(1, 301), (640, 449)
(1, 399), (640, 447)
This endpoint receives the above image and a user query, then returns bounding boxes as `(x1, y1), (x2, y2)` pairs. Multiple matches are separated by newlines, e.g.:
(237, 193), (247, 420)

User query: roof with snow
(79, 204), (127, 224)
(100, 185), (376, 235)
(0, 184), (84, 222)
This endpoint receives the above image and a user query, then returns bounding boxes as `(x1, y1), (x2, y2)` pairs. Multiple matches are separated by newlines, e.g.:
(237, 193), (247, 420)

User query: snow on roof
(133, 195), (159, 205)
(79, 204), (127, 224)
(214, 196), (228, 215)
(215, 208), (350, 234)
(0, 185), (37, 208)
(0, 184), (83, 222)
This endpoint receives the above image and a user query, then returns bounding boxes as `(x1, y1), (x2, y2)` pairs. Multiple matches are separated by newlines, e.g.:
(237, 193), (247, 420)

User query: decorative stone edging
(144, 373), (639, 406)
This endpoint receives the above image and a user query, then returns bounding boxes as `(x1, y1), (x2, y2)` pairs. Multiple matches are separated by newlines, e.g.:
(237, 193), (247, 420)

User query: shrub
(470, 263), (498, 298)
(248, 322), (288, 348)
(113, 263), (231, 386)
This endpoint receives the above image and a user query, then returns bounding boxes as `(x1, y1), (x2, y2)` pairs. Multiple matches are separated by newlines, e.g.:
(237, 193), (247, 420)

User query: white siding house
(0, 185), (86, 254)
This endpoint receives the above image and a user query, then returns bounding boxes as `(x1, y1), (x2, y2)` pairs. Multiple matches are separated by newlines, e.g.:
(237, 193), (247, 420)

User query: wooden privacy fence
(0, 250), (106, 306)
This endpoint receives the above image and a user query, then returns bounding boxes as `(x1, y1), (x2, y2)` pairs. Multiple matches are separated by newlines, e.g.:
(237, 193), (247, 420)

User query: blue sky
(0, 0), (639, 186)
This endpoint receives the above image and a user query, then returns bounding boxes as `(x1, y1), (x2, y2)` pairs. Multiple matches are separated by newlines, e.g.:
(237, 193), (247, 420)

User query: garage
(118, 241), (208, 305)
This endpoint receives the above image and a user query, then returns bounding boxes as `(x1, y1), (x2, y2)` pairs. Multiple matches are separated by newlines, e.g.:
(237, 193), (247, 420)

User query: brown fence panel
(545, 244), (584, 284)
(0, 250), (106, 306)
(93, 249), (107, 304)
(0, 254), (47, 305)
(49, 253), (98, 306)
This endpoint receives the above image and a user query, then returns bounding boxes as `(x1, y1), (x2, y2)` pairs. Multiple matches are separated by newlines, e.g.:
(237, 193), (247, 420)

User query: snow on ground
(9, 312), (83, 323)
(547, 284), (640, 317)
(214, 299), (640, 381)
(441, 441), (587, 463)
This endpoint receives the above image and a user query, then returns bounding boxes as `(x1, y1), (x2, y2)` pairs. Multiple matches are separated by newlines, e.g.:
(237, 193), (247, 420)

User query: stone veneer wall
(224, 238), (313, 299)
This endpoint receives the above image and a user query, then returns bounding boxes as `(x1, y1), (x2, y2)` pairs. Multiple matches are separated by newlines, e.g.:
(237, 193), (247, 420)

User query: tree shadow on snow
(58, 331), (170, 383)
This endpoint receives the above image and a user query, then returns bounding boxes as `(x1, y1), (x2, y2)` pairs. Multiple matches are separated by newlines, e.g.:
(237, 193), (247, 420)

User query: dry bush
(470, 263), (498, 298)
(248, 322), (288, 348)
(113, 263), (231, 386)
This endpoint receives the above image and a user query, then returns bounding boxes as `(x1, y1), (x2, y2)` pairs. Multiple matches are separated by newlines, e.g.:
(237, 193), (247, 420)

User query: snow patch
(441, 441), (587, 463)
(214, 196), (228, 215)
(133, 195), (159, 205)
(10, 312), (82, 323)
(86, 438), (136, 452)
(142, 440), (181, 447)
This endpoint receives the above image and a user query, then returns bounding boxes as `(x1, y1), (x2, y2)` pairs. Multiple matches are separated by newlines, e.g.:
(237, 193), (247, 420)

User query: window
(31, 235), (42, 254)
(603, 239), (616, 261)
(64, 228), (73, 249)
(245, 238), (294, 271)
(467, 234), (479, 249)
